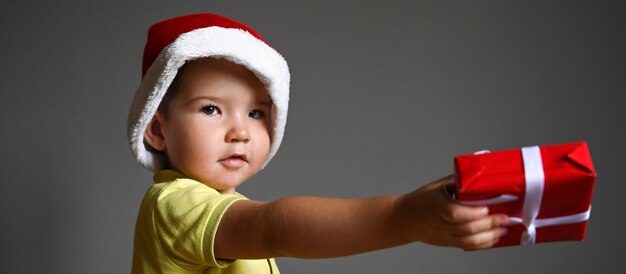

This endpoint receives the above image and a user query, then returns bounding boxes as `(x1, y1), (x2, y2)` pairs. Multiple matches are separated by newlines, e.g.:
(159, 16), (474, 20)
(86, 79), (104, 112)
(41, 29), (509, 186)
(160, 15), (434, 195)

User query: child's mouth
(220, 154), (247, 169)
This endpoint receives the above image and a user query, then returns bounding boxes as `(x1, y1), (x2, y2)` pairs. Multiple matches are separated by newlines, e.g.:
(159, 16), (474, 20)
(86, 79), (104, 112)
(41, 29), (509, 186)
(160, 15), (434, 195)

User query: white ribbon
(460, 145), (591, 245)
(520, 146), (545, 244)
(508, 207), (591, 229)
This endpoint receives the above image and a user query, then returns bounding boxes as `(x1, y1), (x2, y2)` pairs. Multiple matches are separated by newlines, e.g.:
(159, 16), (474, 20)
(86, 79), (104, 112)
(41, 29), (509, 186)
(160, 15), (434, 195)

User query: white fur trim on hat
(128, 26), (290, 171)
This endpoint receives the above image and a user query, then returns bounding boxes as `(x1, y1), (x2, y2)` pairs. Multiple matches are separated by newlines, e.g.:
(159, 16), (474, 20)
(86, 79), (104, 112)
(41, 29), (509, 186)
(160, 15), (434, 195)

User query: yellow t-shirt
(132, 170), (280, 273)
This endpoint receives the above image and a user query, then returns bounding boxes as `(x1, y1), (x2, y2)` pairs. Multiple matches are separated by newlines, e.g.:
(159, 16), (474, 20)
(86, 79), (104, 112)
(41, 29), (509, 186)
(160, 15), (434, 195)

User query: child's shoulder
(140, 171), (244, 221)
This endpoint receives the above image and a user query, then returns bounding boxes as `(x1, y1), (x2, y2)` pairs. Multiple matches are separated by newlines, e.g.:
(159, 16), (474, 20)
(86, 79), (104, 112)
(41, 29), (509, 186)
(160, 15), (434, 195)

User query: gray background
(1, 0), (624, 273)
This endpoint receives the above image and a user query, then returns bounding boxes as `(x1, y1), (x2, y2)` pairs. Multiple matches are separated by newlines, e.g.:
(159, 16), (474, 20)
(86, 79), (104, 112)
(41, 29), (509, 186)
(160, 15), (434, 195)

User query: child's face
(148, 58), (272, 194)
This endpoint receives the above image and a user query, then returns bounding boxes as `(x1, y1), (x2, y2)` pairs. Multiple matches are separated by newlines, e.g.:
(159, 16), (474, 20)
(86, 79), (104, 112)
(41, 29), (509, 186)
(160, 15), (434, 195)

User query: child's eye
(201, 105), (220, 115)
(249, 110), (264, 119)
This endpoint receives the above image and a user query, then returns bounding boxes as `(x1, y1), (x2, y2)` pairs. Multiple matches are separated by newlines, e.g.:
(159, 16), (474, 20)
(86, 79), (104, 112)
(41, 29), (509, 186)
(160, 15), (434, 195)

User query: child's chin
(208, 178), (245, 192)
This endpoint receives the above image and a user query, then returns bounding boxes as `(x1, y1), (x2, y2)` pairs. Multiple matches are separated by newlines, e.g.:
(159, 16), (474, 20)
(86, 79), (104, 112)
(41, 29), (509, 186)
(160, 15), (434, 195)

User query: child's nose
(225, 114), (250, 143)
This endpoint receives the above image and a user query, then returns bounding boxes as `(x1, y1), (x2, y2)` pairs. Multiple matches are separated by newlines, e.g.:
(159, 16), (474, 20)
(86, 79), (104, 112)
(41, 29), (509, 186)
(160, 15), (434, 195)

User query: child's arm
(215, 175), (509, 260)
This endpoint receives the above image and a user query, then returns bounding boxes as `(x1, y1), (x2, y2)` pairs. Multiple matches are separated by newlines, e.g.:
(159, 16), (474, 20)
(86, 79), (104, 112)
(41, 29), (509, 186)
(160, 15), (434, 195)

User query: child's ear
(144, 113), (166, 152)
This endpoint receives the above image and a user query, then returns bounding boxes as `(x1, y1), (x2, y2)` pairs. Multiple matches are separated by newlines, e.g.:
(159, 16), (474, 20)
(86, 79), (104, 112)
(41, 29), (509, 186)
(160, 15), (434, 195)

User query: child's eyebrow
(257, 100), (272, 107)
(185, 96), (222, 105)
(185, 96), (272, 107)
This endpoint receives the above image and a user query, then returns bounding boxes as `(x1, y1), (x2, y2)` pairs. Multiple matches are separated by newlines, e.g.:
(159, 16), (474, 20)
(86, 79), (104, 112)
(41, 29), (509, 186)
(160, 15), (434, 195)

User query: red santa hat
(127, 13), (290, 171)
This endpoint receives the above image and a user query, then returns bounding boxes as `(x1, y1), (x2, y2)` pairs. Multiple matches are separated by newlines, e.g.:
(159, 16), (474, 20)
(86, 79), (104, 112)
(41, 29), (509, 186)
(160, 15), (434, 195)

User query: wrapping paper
(454, 142), (596, 247)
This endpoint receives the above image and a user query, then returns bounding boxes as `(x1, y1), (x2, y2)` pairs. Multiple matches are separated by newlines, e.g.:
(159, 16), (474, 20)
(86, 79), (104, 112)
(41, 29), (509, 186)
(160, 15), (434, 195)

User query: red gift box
(454, 141), (596, 247)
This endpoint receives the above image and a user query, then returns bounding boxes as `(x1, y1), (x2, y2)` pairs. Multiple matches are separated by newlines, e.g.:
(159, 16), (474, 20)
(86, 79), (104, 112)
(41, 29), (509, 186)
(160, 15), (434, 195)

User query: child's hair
(142, 63), (187, 161)
(127, 13), (291, 172)
(157, 63), (188, 118)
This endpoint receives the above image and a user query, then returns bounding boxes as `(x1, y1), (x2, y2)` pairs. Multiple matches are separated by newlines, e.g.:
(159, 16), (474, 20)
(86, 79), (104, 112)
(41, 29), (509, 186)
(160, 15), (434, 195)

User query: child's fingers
(452, 214), (509, 236)
(458, 227), (508, 251)
(440, 203), (489, 223)
(434, 177), (491, 223)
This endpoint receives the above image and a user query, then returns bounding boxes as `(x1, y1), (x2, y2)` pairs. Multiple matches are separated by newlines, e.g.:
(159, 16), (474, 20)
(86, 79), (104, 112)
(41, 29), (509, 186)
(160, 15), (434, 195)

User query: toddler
(128, 13), (509, 274)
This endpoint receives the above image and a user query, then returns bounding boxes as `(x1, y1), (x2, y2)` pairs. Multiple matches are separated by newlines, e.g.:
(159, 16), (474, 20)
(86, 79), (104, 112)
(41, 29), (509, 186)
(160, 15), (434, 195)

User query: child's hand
(396, 175), (509, 250)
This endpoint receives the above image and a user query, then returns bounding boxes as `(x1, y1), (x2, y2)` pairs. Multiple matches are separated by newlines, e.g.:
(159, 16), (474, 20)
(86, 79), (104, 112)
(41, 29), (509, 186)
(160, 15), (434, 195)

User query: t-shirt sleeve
(152, 179), (244, 269)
